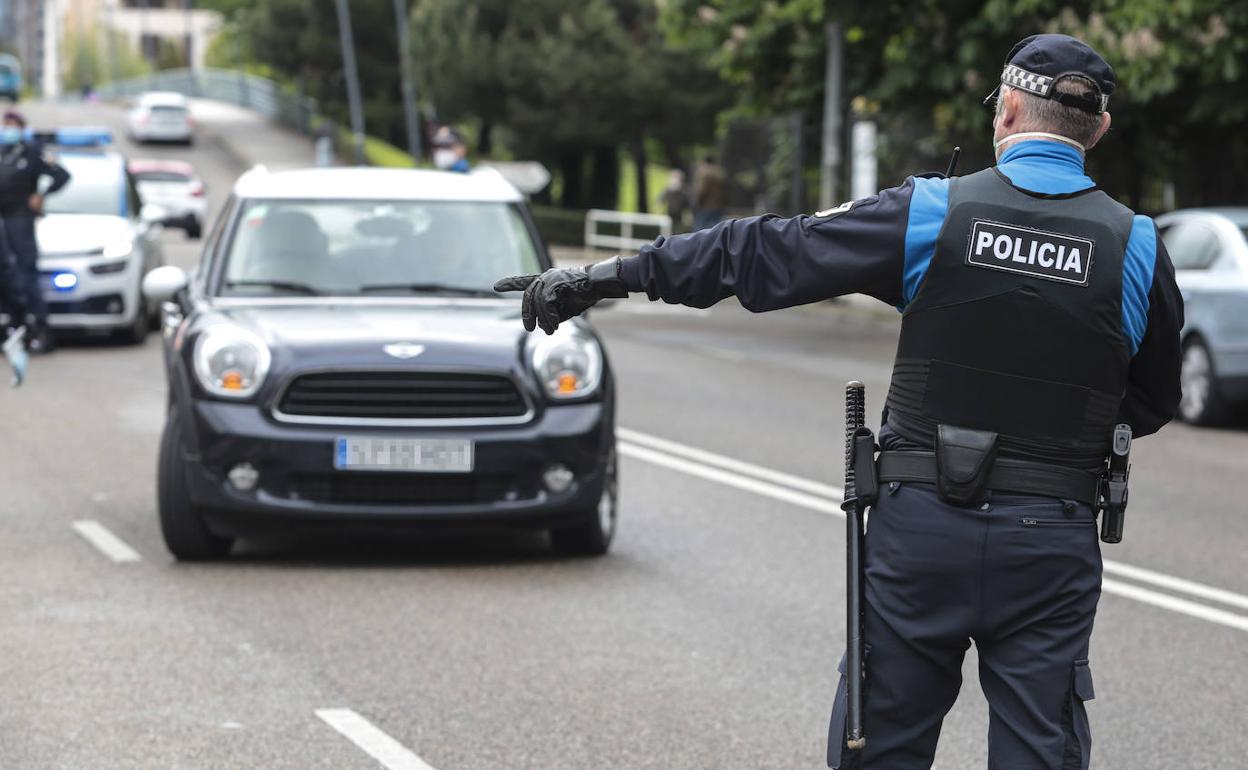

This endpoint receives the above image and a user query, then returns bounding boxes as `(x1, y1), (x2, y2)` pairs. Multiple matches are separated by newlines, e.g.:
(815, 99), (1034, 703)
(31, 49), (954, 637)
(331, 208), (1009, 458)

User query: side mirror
(140, 202), (169, 225)
(142, 265), (189, 303)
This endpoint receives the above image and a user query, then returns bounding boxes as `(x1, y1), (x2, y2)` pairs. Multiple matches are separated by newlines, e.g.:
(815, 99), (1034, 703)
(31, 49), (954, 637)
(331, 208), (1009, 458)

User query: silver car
(1156, 208), (1248, 424)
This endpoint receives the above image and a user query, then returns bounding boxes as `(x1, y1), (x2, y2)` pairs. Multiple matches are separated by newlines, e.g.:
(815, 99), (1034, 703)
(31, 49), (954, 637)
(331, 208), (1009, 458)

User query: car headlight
(531, 327), (603, 400)
(192, 325), (271, 399)
(102, 239), (133, 260)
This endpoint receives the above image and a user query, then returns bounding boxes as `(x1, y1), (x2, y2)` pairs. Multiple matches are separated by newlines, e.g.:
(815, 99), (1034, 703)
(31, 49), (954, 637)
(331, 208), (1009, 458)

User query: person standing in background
(692, 154), (727, 230)
(0, 109), (70, 354)
(658, 169), (690, 231)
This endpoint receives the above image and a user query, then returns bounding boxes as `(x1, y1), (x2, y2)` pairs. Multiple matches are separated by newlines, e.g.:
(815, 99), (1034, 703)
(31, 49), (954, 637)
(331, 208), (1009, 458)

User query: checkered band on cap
(1001, 64), (1052, 97)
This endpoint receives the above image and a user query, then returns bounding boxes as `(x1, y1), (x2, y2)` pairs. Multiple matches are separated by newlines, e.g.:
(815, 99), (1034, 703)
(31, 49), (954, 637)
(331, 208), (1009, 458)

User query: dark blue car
(143, 167), (618, 559)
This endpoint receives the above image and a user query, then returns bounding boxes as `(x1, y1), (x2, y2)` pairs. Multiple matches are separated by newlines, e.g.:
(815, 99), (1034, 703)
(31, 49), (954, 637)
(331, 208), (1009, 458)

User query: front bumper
(179, 398), (613, 537)
(40, 254), (142, 331)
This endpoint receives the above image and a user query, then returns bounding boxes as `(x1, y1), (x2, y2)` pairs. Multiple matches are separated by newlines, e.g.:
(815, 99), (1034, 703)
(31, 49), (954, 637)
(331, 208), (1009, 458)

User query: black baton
(841, 382), (869, 751)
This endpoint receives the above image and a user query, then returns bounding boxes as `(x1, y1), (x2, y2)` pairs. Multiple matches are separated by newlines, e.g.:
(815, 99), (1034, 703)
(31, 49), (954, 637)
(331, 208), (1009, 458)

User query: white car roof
(138, 91), (188, 106)
(232, 166), (525, 203)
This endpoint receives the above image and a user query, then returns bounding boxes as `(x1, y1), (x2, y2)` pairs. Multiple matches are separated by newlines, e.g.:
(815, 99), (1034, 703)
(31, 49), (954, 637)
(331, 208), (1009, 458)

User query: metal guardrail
(97, 68), (319, 136)
(583, 209), (672, 252)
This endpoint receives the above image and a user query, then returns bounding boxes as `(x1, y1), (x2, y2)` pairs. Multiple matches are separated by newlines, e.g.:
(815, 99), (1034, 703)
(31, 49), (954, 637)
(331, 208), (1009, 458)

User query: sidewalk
(188, 99), (328, 171)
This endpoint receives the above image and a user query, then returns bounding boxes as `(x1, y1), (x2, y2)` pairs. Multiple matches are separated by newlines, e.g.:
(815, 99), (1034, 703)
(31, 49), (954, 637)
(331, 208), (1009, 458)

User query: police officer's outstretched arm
(495, 181), (918, 333)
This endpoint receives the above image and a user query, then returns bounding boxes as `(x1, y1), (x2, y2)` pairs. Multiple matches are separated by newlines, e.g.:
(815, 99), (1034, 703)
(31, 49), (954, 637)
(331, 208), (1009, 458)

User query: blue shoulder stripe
(1121, 216), (1156, 357)
(900, 175), (951, 310)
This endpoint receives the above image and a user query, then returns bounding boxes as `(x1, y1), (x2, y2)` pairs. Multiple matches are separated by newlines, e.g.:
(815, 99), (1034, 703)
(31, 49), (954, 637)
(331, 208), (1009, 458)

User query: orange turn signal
(556, 372), (580, 395)
(220, 370), (245, 390)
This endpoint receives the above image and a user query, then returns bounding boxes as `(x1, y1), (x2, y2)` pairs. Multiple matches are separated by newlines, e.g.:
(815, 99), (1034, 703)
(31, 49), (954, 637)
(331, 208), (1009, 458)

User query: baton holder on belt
(841, 382), (876, 753)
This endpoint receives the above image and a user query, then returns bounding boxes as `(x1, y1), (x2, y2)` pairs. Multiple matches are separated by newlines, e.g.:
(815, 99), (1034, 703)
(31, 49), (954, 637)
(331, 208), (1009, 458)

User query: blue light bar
(25, 127), (114, 147)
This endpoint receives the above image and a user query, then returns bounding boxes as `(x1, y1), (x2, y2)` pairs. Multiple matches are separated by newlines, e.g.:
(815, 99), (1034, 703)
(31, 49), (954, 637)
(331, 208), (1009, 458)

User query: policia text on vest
(967, 219), (1093, 285)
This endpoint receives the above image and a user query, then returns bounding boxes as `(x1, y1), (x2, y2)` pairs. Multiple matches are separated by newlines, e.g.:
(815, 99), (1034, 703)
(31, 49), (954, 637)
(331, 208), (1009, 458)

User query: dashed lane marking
(316, 708), (437, 770)
(618, 428), (1248, 633)
(71, 520), (141, 563)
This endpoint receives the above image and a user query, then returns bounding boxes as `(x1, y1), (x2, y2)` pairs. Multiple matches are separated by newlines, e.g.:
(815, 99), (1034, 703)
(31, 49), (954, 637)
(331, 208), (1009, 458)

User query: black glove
(494, 257), (629, 334)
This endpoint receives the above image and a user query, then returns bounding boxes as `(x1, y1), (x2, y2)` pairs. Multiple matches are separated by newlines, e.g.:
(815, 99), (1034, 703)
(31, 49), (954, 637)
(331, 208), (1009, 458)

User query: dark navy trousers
(4, 212), (42, 324)
(829, 482), (1102, 770)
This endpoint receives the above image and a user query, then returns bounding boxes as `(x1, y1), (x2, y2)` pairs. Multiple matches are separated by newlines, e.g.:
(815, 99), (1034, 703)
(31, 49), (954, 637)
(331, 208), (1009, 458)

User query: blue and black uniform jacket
(618, 140), (1184, 437)
(0, 139), (71, 214)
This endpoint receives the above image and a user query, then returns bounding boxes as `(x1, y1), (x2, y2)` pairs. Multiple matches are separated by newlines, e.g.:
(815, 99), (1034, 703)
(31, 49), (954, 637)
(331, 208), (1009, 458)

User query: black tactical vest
(885, 168), (1135, 471)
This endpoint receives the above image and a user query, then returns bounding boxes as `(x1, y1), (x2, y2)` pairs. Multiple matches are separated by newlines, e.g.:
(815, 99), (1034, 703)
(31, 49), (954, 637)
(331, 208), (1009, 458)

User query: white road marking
(618, 428), (842, 499)
(618, 442), (842, 515)
(1101, 579), (1248, 632)
(1100, 560), (1248, 612)
(619, 428), (1248, 634)
(71, 520), (141, 563)
(316, 708), (437, 770)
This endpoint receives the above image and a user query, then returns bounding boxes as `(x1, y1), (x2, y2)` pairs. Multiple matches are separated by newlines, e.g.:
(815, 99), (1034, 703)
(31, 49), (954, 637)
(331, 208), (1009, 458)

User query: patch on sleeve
(965, 219), (1094, 286)
(814, 200), (855, 218)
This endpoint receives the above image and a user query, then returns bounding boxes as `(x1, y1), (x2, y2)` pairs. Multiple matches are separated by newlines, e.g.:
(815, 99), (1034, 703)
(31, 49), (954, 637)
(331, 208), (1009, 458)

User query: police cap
(984, 34), (1115, 115)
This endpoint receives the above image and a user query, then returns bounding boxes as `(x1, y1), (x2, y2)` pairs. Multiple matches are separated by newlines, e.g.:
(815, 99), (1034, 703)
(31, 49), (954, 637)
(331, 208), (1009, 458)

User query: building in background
(0, 0), (55, 97)
(101, 1), (220, 73)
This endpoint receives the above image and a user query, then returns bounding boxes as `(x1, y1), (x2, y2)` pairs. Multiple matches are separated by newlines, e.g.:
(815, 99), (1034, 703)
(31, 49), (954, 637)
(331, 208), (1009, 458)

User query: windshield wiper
(225, 279), (323, 296)
(357, 282), (499, 297)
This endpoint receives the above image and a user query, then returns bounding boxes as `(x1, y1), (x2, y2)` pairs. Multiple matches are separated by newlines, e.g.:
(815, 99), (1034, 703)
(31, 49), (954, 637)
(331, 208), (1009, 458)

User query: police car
(37, 128), (166, 342)
(142, 166), (618, 560)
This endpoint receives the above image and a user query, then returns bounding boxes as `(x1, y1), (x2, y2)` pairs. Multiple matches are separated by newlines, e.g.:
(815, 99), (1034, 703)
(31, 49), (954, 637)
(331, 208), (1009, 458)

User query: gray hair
(998, 75), (1103, 147)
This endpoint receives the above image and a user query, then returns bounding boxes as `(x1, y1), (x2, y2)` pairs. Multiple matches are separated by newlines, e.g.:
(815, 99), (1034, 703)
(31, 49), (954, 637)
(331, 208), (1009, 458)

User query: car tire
(186, 219), (202, 240)
(1179, 336), (1228, 426)
(158, 408), (234, 560)
(117, 303), (149, 345)
(550, 449), (617, 557)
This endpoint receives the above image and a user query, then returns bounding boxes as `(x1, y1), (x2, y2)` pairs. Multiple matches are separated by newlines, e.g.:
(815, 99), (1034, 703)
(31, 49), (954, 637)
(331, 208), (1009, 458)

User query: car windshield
(42, 153), (122, 216)
(218, 199), (542, 298)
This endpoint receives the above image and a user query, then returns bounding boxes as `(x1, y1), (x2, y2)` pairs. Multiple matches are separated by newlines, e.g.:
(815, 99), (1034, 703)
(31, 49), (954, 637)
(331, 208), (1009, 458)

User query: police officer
(0, 109), (70, 354)
(497, 34), (1183, 770)
(431, 126), (471, 173)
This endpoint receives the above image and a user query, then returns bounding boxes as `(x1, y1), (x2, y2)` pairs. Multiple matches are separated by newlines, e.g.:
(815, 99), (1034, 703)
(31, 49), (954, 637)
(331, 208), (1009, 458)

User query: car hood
(37, 214), (131, 256)
(212, 300), (536, 374)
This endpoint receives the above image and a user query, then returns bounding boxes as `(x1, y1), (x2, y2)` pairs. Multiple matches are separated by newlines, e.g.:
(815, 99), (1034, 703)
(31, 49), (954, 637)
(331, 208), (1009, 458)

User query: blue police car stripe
(900, 175), (950, 309)
(1121, 216), (1156, 357)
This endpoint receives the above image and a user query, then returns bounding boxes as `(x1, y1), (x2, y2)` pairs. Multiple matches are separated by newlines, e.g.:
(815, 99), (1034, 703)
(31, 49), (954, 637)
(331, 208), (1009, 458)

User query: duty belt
(876, 451), (1102, 507)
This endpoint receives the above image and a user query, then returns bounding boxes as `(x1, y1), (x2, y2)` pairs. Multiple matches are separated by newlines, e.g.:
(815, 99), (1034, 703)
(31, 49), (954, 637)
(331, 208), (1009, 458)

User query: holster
(935, 425), (998, 506)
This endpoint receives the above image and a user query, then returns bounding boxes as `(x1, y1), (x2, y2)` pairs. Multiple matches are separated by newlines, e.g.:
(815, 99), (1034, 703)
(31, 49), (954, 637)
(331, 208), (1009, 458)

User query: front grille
(290, 472), (519, 506)
(47, 292), (126, 315)
(276, 371), (530, 422)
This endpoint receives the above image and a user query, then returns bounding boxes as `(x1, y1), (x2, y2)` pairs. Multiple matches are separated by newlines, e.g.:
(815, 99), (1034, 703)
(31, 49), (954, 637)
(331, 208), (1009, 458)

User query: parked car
(142, 166), (618, 560)
(126, 92), (194, 145)
(36, 127), (165, 342)
(129, 159), (206, 238)
(1156, 208), (1248, 424)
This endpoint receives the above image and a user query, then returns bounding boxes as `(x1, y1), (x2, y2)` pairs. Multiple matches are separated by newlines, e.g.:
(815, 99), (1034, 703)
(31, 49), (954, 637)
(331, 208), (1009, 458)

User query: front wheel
(550, 449), (617, 557)
(1179, 336), (1227, 425)
(158, 409), (234, 560)
(116, 301), (149, 344)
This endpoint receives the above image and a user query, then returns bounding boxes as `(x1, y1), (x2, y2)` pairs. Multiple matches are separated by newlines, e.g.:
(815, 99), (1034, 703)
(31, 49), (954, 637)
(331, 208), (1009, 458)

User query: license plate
(333, 437), (474, 473)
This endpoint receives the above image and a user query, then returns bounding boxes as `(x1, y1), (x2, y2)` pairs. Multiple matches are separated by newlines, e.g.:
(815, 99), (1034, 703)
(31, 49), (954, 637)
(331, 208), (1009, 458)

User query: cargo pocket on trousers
(1061, 659), (1095, 770)
(826, 651), (865, 770)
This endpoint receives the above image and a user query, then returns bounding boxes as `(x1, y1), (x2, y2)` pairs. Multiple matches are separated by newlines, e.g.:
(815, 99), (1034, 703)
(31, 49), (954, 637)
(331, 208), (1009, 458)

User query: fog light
(227, 462), (259, 492)
(542, 464), (574, 493)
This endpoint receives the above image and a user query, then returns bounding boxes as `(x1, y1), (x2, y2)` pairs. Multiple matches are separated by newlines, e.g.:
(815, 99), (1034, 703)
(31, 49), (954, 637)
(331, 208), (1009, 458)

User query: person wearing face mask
(497, 34), (1185, 770)
(0, 109), (70, 354)
(430, 126), (470, 173)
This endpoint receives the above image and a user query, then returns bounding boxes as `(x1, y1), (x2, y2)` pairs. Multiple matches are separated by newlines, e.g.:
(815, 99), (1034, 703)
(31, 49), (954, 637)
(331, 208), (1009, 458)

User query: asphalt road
(1, 100), (1246, 770)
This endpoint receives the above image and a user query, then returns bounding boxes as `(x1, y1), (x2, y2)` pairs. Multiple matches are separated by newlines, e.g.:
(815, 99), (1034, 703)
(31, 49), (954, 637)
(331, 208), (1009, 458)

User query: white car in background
(37, 129), (166, 342)
(130, 159), (206, 238)
(126, 92), (194, 145)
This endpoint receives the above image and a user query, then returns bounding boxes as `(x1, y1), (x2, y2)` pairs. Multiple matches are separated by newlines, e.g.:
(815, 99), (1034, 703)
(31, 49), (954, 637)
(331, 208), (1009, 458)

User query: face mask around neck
(993, 131), (1085, 154)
